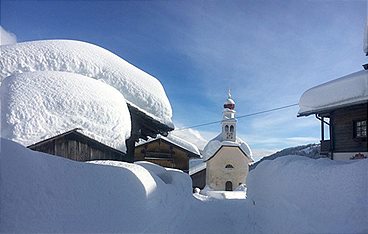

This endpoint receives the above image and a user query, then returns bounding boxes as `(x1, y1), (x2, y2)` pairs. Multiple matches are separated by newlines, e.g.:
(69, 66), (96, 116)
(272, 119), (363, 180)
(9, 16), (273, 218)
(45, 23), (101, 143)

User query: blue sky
(1, 0), (367, 159)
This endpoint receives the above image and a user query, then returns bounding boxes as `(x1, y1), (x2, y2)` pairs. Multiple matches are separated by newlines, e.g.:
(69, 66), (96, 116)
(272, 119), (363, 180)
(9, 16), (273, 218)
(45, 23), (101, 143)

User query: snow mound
(247, 156), (368, 233)
(137, 133), (201, 156)
(202, 133), (253, 161)
(298, 70), (368, 116)
(0, 71), (131, 151)
(0, 138), (192, 233)
(135, 161), (173, 184)
(0, 40), (173, 127)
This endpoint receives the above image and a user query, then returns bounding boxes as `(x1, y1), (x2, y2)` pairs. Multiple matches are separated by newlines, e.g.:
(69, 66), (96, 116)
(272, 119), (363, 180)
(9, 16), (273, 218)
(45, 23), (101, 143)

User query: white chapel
(202, 91), (254, 191)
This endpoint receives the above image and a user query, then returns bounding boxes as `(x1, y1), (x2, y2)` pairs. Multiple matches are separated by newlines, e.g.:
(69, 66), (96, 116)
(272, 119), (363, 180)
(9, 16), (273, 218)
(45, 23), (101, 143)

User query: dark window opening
(225, 181), (233, 191)
(230, 125), (234, 132)
(354, 120), (367, 138)
(225, 164), (234, 169)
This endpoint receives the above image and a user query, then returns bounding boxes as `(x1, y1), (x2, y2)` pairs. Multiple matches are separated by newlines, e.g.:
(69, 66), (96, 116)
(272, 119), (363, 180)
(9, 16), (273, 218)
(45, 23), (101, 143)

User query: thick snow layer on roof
(1, 139), (367, 233)
(202, 133), (253, 162)
(0, 40), (173, 127)
(298, 70), (368, 116)
(0, 71), (131, 152)
(137, 133), (200, 156)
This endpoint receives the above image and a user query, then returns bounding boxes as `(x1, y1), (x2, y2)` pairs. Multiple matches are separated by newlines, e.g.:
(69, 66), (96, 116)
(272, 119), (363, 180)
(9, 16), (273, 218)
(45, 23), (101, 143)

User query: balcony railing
(320, 140), (331, 154)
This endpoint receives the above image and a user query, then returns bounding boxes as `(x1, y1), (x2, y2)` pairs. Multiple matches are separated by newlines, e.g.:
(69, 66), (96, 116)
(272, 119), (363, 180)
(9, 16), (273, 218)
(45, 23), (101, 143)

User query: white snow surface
(0, 40), (173, 127)
(364, 21), (368, 55)
(0, 71), (131, 152)
(298, 70), (368, 116)
(137, 133), (201, 156)
(202, 133), (253, 161)
(1, 139), (367, 233)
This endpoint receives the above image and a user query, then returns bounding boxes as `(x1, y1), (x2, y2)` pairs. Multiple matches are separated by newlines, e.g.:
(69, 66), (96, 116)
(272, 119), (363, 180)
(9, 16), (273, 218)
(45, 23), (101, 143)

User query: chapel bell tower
(222, 90), (237, 141)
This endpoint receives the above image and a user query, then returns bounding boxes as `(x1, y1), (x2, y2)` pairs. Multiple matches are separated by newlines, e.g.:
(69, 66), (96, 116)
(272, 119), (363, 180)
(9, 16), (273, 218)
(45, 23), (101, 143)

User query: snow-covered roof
(0, 40), (173, 127)
(136, 133), (201, 156)
(202, 134), (253, 162)
(298, 70), (368, 116)
(0, 71), (131, 152)
(189, 160), (206, 176)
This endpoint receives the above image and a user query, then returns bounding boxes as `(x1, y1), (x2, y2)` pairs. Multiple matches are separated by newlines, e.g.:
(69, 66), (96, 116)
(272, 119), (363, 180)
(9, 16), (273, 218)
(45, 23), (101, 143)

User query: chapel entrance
(225, 181), (233, 191)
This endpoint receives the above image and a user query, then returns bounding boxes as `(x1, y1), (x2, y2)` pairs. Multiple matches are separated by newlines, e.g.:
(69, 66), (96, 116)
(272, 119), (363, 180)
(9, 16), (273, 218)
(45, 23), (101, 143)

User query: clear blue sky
(1, 0), (367, 158)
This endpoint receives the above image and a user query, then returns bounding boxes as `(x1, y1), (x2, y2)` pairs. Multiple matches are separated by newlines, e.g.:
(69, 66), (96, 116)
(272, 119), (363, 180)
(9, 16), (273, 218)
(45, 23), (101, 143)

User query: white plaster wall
(206, 146), (250, 191)
(333, 152), (368, 160)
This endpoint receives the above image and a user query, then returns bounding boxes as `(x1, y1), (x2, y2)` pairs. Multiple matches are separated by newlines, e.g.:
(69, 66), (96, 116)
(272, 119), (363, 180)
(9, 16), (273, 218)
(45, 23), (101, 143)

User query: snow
(298, 70), (368, 116)
(247, 156), (368, 233)
(0, 40), (173, 127)
(137, 133), (201, 156)
(202, 133), (253, 161)
(0, 71), (131, 152)
(0, 26), (17, 45)
(189, 159), (206, 175)
(364, 21), (368, 55)
(1, 139), (367, 233)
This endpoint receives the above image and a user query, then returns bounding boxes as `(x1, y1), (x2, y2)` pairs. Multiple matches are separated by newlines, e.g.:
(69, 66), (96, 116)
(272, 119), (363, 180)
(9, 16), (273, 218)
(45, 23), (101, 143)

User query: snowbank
(0, 40), (173, 127)
(0, 71), (131, 151)
(202, 133), (253, 161)
(247, 156), (368, 233)
(0, 138), (193, 233)
(298, 70), (368, 116)
(1, 139), (366, 233)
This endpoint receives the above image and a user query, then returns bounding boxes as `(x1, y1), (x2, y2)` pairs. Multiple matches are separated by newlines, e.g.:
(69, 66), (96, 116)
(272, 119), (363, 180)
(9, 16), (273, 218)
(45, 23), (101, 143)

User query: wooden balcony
(320, 140), (331, 154)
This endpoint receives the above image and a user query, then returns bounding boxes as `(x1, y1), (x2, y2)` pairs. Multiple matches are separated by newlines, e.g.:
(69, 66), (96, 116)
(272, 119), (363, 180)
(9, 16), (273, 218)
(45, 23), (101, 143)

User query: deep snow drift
(0, 71), (131, 151)
(0, 40), (173, 127)
(1, 139), (367, 233)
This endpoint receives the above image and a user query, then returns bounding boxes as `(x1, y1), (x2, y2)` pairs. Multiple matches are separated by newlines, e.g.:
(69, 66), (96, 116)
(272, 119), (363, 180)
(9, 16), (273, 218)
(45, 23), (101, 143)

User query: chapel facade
(202, 92), (253, 191)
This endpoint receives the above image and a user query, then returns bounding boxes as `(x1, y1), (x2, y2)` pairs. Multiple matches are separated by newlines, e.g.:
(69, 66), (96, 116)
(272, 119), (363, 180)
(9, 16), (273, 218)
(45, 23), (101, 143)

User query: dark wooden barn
(134, 136), (200, 173)
(125, 104), (174, 162)
(190, 166), (206, 189)
(27, 128), (126, 162)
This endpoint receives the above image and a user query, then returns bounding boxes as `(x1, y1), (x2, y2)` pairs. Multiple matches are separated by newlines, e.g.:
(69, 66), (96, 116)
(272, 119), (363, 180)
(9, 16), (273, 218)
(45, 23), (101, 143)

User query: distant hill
(250, 144), (326, 170)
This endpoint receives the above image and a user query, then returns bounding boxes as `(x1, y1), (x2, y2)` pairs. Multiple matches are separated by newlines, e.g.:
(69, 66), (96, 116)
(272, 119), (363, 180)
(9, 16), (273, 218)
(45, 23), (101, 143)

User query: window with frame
(354, 120), (367, 138)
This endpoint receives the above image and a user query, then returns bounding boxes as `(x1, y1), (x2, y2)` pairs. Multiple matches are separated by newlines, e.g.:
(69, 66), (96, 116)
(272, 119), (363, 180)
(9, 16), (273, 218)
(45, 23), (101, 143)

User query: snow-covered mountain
(251, 143), (323, 170)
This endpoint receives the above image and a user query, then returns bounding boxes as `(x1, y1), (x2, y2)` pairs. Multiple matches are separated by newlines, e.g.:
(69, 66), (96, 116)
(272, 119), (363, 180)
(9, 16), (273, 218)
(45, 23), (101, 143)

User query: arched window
(225, 125), (229, 132)
(225, 181), (233, 191)
(225, 164), (234, 169)
(230, 125), (234, 132)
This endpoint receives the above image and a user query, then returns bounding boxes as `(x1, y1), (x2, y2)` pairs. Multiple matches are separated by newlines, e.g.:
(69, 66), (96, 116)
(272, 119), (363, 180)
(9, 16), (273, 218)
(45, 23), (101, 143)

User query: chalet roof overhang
(27, 128), (125, 155)
(204, 144), (253, 163)
(136, 137), (201, 159)
(128, 104), (174, 140)
(297, 100), (368, 117)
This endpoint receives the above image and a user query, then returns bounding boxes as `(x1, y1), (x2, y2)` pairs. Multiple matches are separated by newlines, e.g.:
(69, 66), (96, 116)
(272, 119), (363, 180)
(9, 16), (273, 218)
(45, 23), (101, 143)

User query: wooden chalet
(28, 128), (126, 162)
(298, 68), (368, 160)
(189, 163), (206, 189)
(134, 136), (201, 173)
(126, 104), (174, 162)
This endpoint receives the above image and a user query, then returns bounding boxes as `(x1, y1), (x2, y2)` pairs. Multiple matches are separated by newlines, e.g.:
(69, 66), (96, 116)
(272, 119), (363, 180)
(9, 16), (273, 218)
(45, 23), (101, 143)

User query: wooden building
(125, 104), (174, 162)
(190, 163), (206, 189)
(28, 128), (126, 162)
(135, 135), (201, 173)
(298, 69), (368, 160)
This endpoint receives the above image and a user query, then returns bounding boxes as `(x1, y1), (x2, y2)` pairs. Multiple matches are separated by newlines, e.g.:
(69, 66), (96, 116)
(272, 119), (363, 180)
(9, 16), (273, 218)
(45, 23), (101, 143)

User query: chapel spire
(222, 90), (237, 141)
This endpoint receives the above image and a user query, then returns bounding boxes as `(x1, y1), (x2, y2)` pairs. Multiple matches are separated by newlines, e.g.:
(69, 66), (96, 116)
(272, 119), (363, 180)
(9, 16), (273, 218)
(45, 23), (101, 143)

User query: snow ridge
(0, 40), (173, 127)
